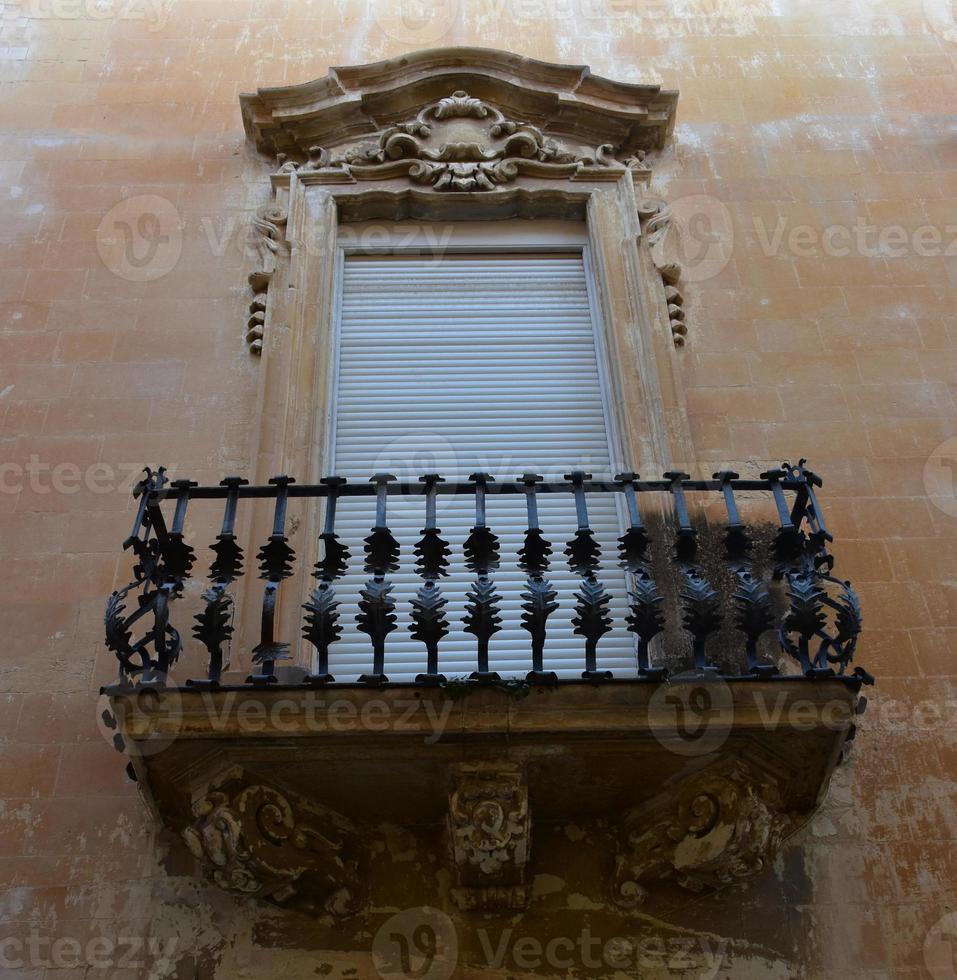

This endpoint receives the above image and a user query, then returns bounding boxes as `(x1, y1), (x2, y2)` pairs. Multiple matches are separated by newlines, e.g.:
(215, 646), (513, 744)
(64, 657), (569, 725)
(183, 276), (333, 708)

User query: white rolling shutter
(328, 251), (635, 681)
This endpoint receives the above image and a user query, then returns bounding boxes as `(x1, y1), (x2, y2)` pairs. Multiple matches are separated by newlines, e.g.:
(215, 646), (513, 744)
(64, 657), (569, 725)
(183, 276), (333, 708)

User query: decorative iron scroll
(105, 467), (183, 685)
(105, 462), (866, 690)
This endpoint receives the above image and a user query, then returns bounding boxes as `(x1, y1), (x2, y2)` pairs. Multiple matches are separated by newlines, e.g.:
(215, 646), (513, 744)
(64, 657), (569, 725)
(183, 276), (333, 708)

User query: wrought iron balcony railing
(105, 462), (867, 691)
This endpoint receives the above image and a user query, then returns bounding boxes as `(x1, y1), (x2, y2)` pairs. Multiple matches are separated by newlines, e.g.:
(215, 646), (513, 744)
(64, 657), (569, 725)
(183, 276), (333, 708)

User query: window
(325, 222), (633, 680)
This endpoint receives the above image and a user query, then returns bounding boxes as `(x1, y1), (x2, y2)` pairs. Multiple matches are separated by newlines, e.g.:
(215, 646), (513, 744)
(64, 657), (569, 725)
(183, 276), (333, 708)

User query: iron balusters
(411, 474), (451, 685)
(716, 470), (776, 678)
(356, 474), (400, 686)
(666, 472), (722, 673)
(519, 474), (559, 684)
(302, 476), (350, 685)
(565, 471), (613, 681)
(462, 473), (503, 683)
(249, 476), (296, 685)
(104, 463), (865, 690)
(191, 476), (247, 687)
(616, 472), (665, 678)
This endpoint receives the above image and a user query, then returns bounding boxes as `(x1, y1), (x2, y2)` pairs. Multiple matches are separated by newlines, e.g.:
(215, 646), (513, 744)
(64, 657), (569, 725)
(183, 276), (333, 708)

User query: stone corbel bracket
(182, 775), (365, 918)
(447, 763), (531, 911)
(615, 758), (794, 906)
(638, 198), (687, 347)
(245, 204), (288, 354)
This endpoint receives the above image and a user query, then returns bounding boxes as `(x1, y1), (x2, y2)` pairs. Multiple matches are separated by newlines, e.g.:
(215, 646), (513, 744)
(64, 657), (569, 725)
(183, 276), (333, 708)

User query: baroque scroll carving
(182, 780), (364, 918)
(615, 761), (793, 905)
(447, 764), (530, 910)
(244, 204), (287, 354)
(275, 91), (646, 192)
(638, 198), (687, 347)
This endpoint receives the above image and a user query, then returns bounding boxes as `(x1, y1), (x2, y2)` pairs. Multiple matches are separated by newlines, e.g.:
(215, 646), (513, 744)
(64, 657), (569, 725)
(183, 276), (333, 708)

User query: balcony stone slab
(108, 676), (862, 916)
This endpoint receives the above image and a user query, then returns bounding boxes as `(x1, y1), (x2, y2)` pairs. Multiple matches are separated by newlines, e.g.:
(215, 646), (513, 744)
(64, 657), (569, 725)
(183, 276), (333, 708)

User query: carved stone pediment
(240, 47), (678, 181)
(237, 49), (685, 355)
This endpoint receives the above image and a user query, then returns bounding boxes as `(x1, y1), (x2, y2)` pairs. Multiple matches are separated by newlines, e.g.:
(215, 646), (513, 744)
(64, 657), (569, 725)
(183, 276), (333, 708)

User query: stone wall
(0, 1), (955, 977)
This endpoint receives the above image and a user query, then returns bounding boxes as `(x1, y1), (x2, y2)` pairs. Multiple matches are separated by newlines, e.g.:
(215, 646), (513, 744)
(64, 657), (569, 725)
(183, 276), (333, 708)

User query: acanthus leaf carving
(448, 764), (530, 910)
(614, 760), (793, 905)
(182, 779), (364, 918)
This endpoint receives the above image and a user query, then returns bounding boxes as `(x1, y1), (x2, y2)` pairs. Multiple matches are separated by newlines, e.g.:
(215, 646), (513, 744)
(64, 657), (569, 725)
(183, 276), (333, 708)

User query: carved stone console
(181, 773), (364, 919)
(615, 758), (793, 906)
(447, 764), (530, 910)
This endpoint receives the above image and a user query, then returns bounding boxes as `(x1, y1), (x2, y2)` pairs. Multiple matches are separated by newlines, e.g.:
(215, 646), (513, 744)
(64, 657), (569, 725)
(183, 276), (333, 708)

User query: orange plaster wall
(0, 1), (955, 976)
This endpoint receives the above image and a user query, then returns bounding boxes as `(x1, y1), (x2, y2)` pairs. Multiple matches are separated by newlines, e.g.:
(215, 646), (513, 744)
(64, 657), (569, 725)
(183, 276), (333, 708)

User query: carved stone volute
(244, 204), (287, 354)
(182, 777), (364, 918)
(638, 197), (687, 347)
(615, 760), (794, 906)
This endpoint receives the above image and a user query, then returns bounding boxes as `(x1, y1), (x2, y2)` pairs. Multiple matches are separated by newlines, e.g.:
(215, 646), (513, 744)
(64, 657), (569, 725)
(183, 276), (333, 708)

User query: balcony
(102, 463), (872, 917)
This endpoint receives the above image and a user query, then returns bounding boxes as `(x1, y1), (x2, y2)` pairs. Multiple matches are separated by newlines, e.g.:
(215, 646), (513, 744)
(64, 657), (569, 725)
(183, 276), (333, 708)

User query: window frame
(238, 173), (694, 666)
